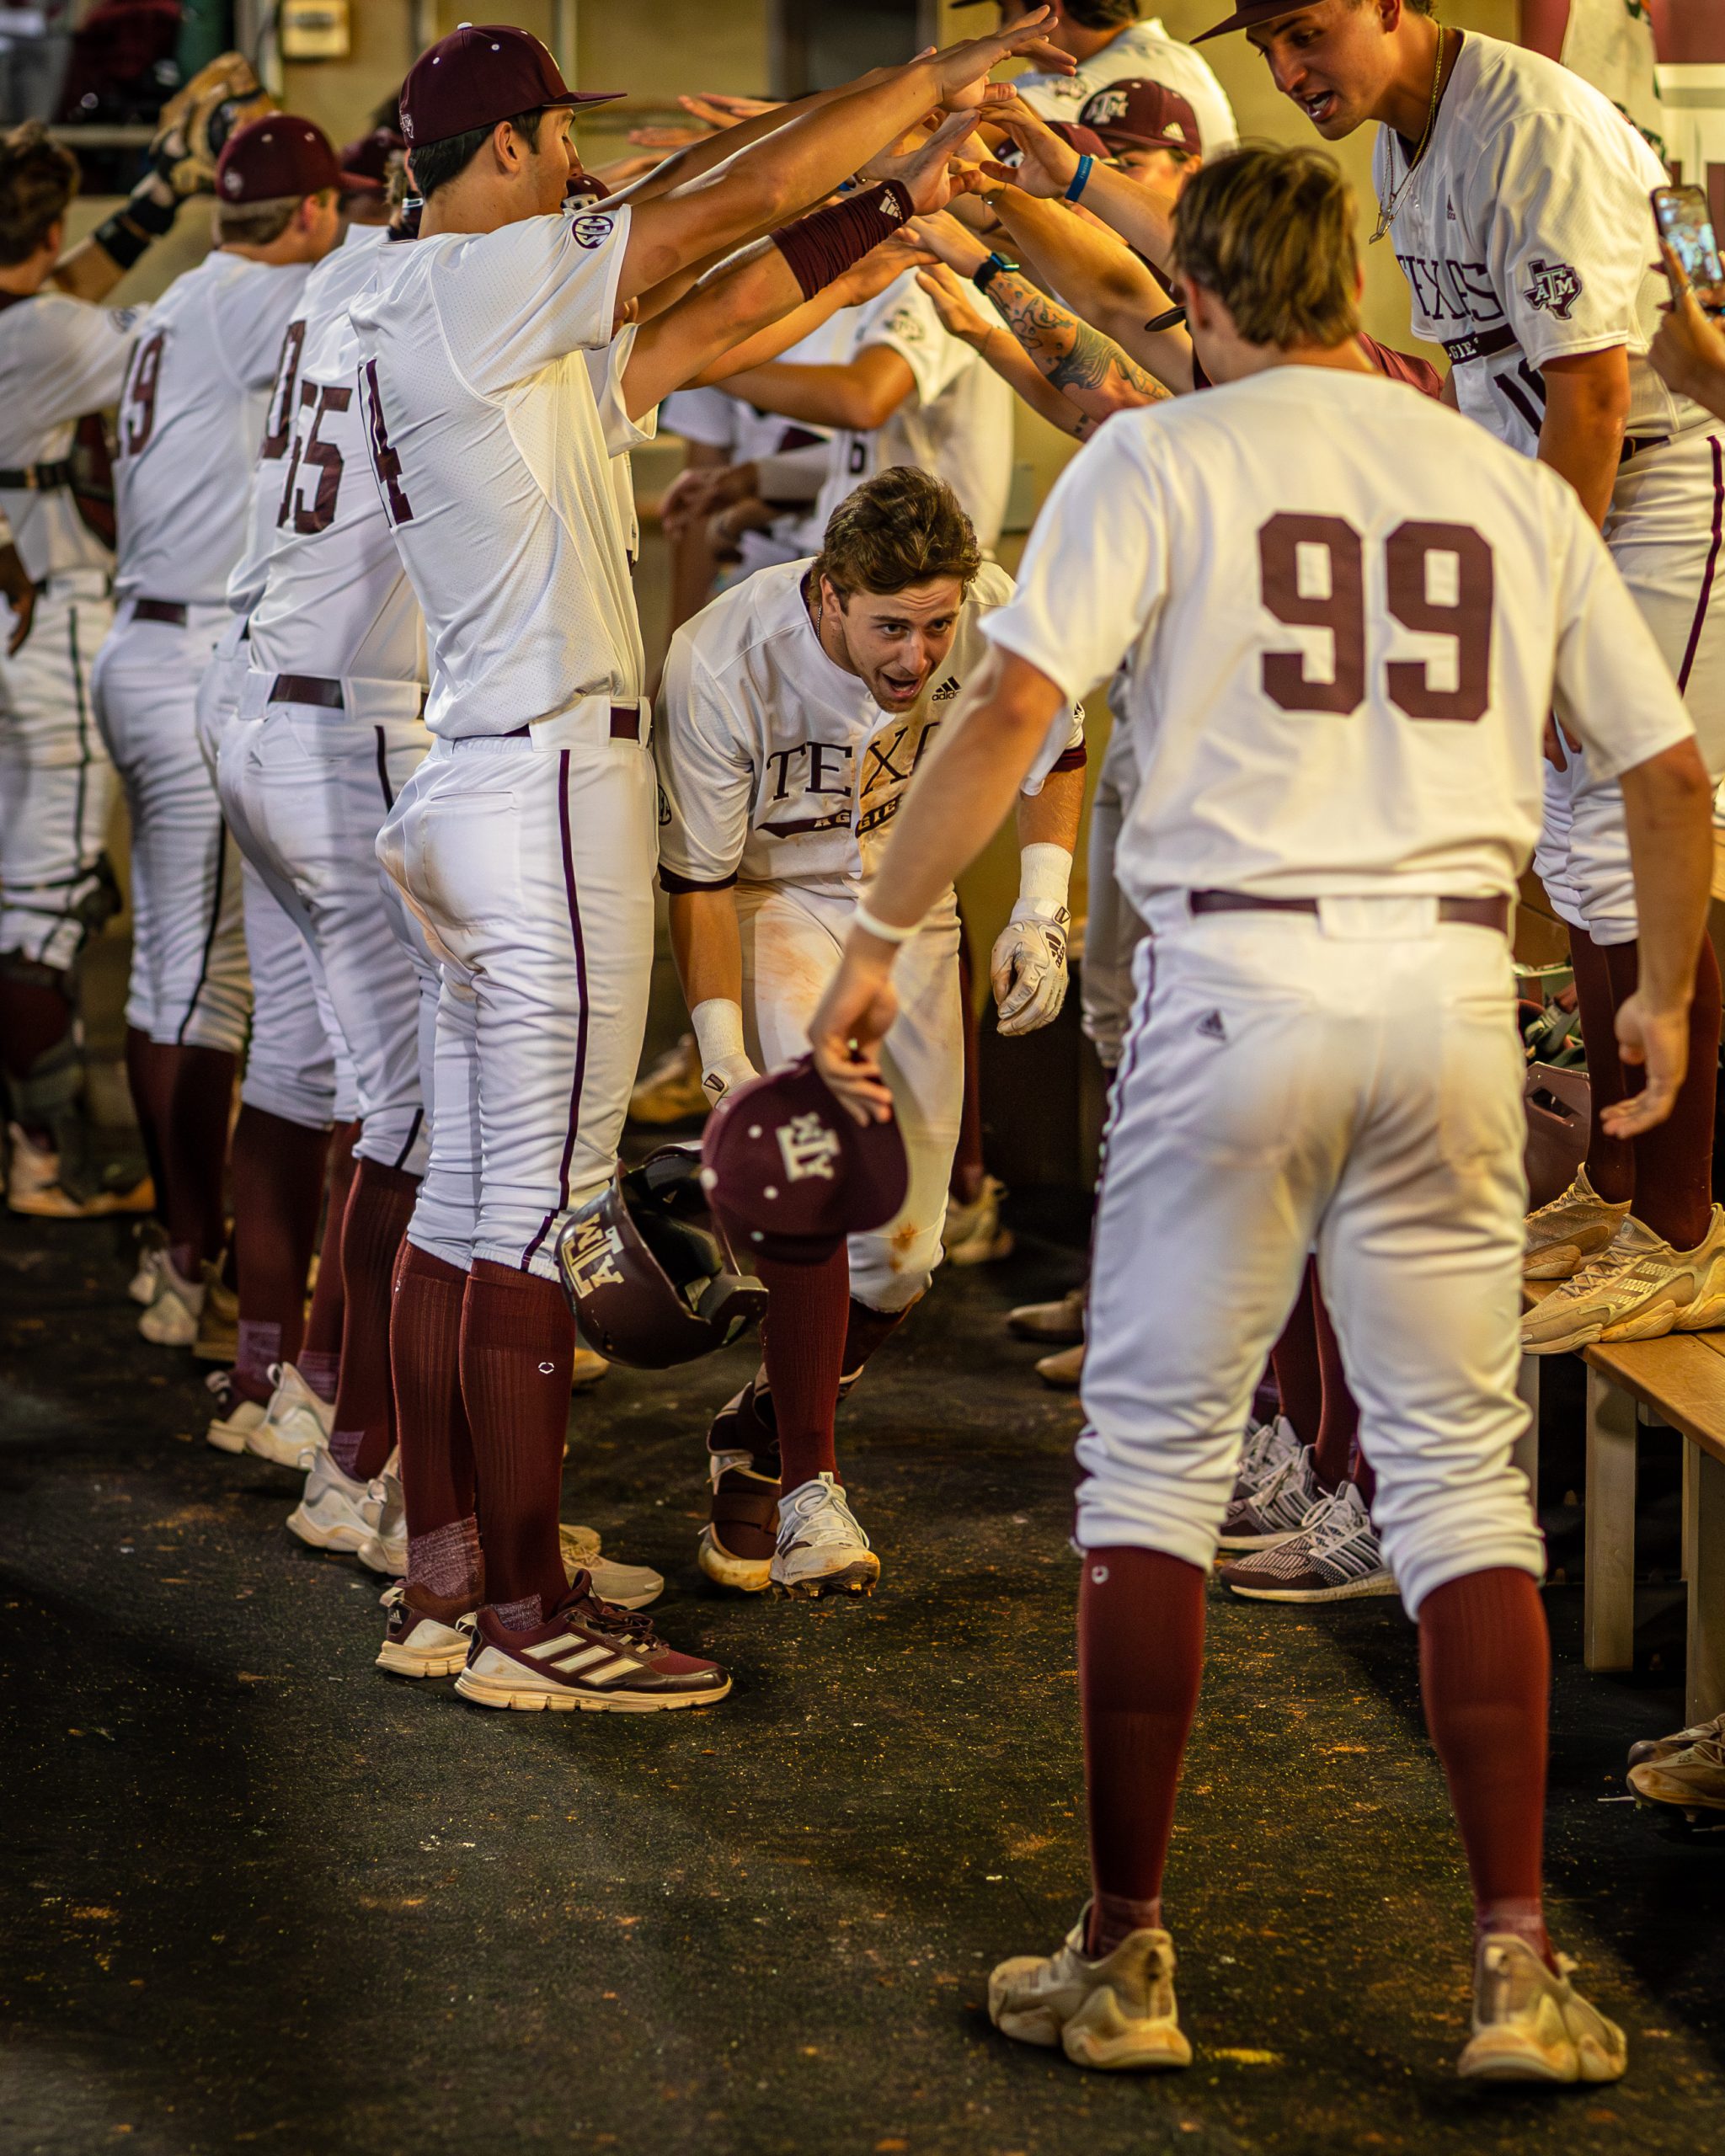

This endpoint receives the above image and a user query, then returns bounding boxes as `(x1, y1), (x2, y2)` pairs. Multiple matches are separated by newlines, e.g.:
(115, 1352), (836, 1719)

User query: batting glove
(701, 1053), (759, 1107)
(991, 904), (1070, 1036)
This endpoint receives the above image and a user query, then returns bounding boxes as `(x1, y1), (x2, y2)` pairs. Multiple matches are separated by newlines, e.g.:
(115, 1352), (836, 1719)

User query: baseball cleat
(1520, 1207), (1725, 1355)
(1037, 1341), (1084, 1391)
(194, 1263), (238, 1365)
(1523, 1167), (1631, 1281)
(989, 1908), (1191, 2073)
(1007, 1283), (1086, 1347)
(943, 1174), (1013, 1266)
(5, 1122), (152, 1219)
(628, 1033), (709, 1125)
(1626, 1710), (1725, 1771)
(1457, 1935), (1626, 2084)
(570, 1345), (610, 1391)
(1216, 1424), (1316, 1551)
(1218, 1481), (1396, 1602)
(376, 1582), (473, 1678)
(245, 1362), (335, 1469)
(355, 1470), (408, 1576)
(455, 1576), (731, 1712)
(286, 1448), (385, 1559)
(698, 1383), (781, 1593)
(559, 1522), (663, 1610)
(770, 1471), (879, 1598)
(136, 1248), (203, 1348)
(1627, 1726), (1725, 1816)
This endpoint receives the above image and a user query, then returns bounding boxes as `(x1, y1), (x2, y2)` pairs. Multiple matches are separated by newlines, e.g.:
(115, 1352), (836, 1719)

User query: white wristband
(691, 997), (747, 1070)
(1012, 841), (1073, 925)
(852, 899), (916, 946)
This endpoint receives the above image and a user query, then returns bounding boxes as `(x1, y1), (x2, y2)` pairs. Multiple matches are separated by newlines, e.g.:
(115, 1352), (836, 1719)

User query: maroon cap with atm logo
(215, 116), (357, 204)
(700, 1055), (909, 1266)
(398, 22), (621, 149)
(1077, 78), (1203, 156)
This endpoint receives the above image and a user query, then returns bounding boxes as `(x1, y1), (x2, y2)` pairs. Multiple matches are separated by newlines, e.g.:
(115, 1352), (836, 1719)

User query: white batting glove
(691, 998), (757, 1107)
(991, 905), (1070, 1036)
(702, 1052), (758, 1107)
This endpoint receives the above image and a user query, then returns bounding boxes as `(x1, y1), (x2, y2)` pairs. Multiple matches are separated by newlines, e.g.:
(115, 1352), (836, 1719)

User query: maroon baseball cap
(700, 1055), (909, 1266)
(1044, 122), (1111, 162)
(337, 125), (403, 193)
(1195, 1), (1316, 40)
(215, 116), (357, 205)
(1078, 78), (1203, 156)
(398, 23), (621, 150)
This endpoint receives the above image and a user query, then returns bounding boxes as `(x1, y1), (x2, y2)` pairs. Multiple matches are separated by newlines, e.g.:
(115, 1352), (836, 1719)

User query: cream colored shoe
(1458, 1935), (1626, 2084)
(1521, 1206), (1725, 1355)
(628, 1033), (709, 1125)
(943, 1175), (1013, 1266)
(570, 1345), (611, 1390)
(137, 1250), (204, 1347)
(1523, 1166), (1631, 1281)
(1036, 1341), (1084, 1391)
(989, 1910), (1191, 2072)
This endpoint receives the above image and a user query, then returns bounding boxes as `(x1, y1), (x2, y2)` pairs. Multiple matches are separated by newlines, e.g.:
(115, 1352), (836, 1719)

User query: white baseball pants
(378, 720), (656, 1283)
(195, 621), (357, 1129)
(1079, 717), (1146, 1072)
(1077, 899), (1544, 1619)
(1535, 426), (1725, 943)
(219, 682), (434, 1176)
(0, 570), (116, 969)
(92, 598), (248, 1050)
(739, 881), (964, 1314)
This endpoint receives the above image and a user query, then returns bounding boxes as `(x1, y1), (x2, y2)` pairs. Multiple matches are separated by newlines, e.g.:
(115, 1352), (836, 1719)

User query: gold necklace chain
(1370, 28), (1450, 245)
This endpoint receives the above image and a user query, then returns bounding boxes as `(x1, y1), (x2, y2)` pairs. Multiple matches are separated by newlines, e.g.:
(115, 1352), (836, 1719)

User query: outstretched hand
(978, 97), (1082, 198)
(916, 262), (990, 344)
(1603, 994), (1691, 1139)
(809, 945), (900, 1126)
(909, 208), (994, 278)
(863, 109), (987, 215)
(659, 460), (756, 542)
(934, 8), (1074, 112)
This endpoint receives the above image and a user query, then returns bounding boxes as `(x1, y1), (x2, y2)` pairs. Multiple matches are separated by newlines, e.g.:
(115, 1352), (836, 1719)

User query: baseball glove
(150, 52), (276, 198)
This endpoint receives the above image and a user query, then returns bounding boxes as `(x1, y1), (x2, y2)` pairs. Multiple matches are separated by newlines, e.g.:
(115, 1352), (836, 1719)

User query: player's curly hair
(1172, 144), (1359, 350)
(0, 120), (79, 268)
(814, 467), (982, 600)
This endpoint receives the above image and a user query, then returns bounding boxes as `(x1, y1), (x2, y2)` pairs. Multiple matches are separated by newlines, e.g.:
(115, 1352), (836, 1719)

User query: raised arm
(986, 188), (1195, 392)
(916, 262), (1093, 438)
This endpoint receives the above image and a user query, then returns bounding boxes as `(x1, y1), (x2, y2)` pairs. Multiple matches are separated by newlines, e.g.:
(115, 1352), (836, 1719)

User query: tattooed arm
(984, 266), (1169, 424)
(916, 263), (1094, 438)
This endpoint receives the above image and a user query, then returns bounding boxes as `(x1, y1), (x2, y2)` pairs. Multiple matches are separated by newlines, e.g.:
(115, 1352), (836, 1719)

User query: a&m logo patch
(1523, 259), (1582, 320)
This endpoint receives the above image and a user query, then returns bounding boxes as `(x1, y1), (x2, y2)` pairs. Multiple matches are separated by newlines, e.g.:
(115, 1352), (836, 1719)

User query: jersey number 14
(1258, 514), (1493, 724)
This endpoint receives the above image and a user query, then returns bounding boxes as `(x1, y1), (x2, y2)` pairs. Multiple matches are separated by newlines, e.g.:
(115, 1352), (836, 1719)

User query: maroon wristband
(771, 182), (907, 303)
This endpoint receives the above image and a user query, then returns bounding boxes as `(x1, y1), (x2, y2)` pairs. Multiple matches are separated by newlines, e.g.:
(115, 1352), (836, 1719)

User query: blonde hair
(1172, 145), (1359, 350)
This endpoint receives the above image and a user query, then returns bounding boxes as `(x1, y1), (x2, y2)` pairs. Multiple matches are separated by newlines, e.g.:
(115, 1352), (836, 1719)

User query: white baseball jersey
(227, 224), (393, 620)
(585, 328), (661, 566)
(248, 234), (425, 691)
(113, 252), (312, 604)
(0, 289), (133, 580)
(1012, 15), (1237, 152)
(810, 272), (1015, 554)
(656, 558), (1083, 898)
(1376, 31), (1704, 453)
(347, 206), (640, 737)
(983, 366), (1694, 910)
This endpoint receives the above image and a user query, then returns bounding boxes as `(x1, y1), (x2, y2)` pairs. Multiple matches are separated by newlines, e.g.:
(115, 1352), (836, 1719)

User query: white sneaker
(355, 1470), (407, 1576)
(770, 1472), (880, 1598)
(129, 1225), (167, 1305)
(206, 1380), (265, 1455)
(559, 1522), (664, 1609)
(942, 1175), (1013, 1266)
(376, 1582), (473, 1678)
(1521, 1206), (1725, 1355)
(245, 1362), (334, 1469)
(1215, 1417), (1311, 1550)
(1458, 1935), (1627, 2084)
(136, 1249), (204, 1347)
(1218, 1480), (1397, 1602)
(989, 1908), (1192, 2072)
(286, 1449), (382, 1557)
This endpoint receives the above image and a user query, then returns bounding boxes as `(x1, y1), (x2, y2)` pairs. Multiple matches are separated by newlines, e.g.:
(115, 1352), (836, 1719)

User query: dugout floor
(4, 1204), (1725, 2156)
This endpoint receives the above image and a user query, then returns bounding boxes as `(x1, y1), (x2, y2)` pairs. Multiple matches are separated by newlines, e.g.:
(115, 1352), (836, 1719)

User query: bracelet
(1065, 154), (1094, 204)
(852, 899), (916, 946)
(973, 251), (1017, 296)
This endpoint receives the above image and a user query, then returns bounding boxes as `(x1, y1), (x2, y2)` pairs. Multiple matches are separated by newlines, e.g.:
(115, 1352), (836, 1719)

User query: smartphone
(1652, 184), (1725, 312)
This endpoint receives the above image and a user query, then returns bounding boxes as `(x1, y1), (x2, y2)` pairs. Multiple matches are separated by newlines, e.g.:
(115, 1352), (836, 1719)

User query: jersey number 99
(1258, 514), (1494, 724)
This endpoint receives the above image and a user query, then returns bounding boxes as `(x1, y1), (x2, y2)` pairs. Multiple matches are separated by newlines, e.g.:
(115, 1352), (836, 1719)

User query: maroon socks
(458, 1258), (574, 1622)
(840, 1295), (908, 1391)
(1568, 926), (1635, 1207)
(1080, 1546), (1207, 1957)
(301, 1120), (359, 1401)
(752, 1244), (853, 1492)
(392, 1239), (477, 1561)
(1269, 1261), (1322, 1448)
(0, 963), (77, 1146)
(1418, 1567), (1551, 1964)
(327, 1158), (419, 1482)
(1309, 1274), (1363, 1497)
(227, 1106), (330, 1405)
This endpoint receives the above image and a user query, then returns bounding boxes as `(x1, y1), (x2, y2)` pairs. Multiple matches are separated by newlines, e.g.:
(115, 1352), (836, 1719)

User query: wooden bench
(1521, 1289), (1725, 1721)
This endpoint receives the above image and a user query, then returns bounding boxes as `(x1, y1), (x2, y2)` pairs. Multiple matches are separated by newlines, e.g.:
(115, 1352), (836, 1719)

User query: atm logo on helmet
(563, 1216), (627, 1294)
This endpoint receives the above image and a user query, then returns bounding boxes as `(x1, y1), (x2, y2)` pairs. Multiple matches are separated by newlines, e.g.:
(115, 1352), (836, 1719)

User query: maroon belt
(269, 674), (343, 708)
(1189, 890), (1509, 933)
(498, 706), (642, 742)
(133, 598), (188, 627)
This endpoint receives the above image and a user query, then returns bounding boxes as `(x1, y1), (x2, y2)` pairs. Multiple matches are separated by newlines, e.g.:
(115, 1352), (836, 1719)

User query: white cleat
(376, 1582), (473, 1678)
(136, 1248), (204, 1347)
(559, 1522), (663, 1609)
(989, 1910), (1192, 2072)
(286, 1449), (383, 1558)
(1458, 1935), (1627, 2084)
(245, 1362), (334, 1470)
(355, 1471), (407, 1576)
(770, 1472), (880, 1599)
(206, 1392), (266, 1455)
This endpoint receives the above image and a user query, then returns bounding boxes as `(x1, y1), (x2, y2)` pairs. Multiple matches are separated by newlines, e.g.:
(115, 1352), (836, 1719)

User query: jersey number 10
(1258, 514), (1493, 724)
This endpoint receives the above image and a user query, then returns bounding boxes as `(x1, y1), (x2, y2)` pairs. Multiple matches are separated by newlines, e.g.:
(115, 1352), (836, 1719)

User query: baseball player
(1200, 0), (1725, 1356)
(353, 17), (1053, 1710)
(656, 466), (1083, 1599)
(955, 0), (1236, 150)
(95, 116), (348, 1352)
(809, 144), (1712, 2082)
(0, 120), (206, 1219)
